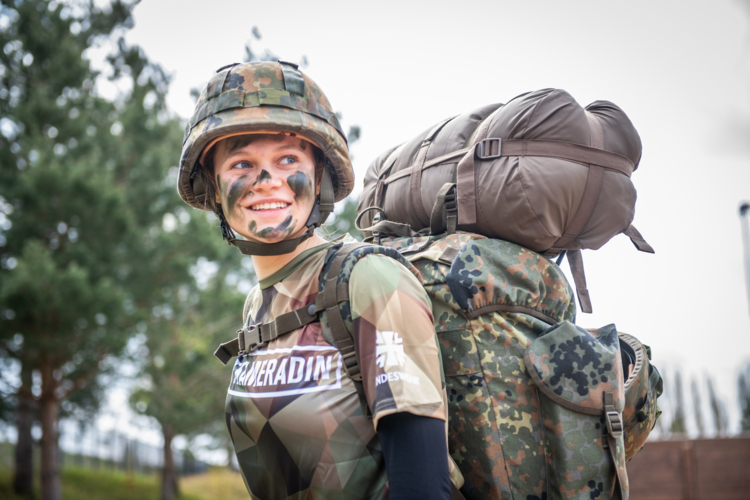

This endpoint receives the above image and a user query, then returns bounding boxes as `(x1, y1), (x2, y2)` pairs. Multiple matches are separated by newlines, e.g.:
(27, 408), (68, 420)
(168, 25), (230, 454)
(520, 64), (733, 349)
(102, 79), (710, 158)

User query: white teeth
(250, 202), (290, 211)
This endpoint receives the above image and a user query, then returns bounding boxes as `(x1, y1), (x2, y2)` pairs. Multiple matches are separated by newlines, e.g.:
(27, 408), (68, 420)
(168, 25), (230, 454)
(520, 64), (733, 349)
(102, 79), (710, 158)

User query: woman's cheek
(286, 171), (313, 202)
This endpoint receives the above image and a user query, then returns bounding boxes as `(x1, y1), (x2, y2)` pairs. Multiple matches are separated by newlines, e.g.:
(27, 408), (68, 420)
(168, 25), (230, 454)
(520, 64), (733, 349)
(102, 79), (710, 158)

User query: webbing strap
(548, 112), (605, 314)
(409, 116), (458, 227)
(214, 338), (240, 366)
(455, 117), (493, 226)
(550, 112), (606, 250)
(374, 144), (405, 210)
(604, 390), (628, 499)
(322, 242), (372, 417)
(383, 147), (469, 185)
(623, 224), (655, 253)
(356, 218), (419, 238)
(567, 249), (592, 313)
(430, 183), (458, 235)
(230, 227), (316, 256)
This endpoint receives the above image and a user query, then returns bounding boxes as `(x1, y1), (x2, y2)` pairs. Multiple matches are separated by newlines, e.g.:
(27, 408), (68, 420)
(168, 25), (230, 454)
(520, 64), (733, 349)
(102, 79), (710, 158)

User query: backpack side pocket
(524, 321), (627, 500)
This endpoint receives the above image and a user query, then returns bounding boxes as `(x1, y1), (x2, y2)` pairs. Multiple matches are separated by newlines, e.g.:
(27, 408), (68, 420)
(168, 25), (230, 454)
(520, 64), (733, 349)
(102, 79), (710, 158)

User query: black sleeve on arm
(377, 411), (451, 500)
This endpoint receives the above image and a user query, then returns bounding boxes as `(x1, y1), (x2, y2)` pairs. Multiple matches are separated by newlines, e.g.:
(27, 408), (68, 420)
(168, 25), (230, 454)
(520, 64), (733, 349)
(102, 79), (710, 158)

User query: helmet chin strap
(221, 162), (335, 256)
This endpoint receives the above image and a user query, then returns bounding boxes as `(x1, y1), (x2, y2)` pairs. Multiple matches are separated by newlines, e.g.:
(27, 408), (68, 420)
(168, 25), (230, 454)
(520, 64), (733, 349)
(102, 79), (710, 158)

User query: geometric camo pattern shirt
(226, 237), (447, 499)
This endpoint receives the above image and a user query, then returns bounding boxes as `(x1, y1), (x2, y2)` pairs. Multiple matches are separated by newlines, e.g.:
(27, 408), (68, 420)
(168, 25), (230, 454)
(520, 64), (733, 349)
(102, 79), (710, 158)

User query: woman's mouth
(249, 202), (291, 211)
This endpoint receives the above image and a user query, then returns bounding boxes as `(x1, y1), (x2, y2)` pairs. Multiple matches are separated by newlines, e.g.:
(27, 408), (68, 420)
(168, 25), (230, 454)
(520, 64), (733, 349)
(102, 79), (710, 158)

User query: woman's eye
(232, 162), (252, 170)
(279, 157), (297, 165)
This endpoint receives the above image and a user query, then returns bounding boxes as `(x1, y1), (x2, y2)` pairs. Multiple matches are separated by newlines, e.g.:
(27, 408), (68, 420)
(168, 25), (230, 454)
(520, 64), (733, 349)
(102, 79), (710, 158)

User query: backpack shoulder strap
(318, 241), (422, 419)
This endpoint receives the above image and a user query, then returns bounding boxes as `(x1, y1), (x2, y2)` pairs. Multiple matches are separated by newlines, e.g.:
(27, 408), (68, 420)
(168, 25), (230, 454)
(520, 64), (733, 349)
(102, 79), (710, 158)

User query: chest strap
(213, 282), (351, 365)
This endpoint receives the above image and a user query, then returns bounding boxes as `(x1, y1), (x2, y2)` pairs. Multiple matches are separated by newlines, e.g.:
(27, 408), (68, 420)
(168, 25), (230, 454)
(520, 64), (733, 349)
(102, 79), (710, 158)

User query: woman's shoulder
(242, 283), (262, 324)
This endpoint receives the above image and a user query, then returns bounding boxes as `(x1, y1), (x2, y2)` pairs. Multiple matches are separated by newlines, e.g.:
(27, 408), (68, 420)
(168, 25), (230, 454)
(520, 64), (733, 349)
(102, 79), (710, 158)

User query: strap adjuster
(476, 138), (502, 160)
(605, 410), (623, 438)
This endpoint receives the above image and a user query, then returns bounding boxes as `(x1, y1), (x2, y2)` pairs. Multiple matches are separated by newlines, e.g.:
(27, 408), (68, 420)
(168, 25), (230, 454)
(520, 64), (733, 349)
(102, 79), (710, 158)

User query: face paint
(248, 216), (294, 240)
(253, 169), (272, 187)
(218, 173), (253, 218)
(286, 171), (313, 201)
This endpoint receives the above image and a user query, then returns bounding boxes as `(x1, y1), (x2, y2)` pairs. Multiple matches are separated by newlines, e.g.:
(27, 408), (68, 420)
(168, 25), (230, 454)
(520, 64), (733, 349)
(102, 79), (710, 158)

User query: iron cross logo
(375, 331), (406, 367)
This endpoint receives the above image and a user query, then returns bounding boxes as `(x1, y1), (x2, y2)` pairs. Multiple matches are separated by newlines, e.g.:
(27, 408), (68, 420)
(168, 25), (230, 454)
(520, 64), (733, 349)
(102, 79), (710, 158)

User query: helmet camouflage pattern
(178, 61), (354, 210)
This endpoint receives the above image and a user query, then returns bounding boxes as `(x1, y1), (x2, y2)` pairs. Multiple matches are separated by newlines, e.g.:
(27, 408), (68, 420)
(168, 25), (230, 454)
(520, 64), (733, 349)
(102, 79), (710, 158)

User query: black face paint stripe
(248, 216), (295, 239)
(286, 171), (312, 201)
(253, 169), (272, 187)
(225, 174), (253, 214)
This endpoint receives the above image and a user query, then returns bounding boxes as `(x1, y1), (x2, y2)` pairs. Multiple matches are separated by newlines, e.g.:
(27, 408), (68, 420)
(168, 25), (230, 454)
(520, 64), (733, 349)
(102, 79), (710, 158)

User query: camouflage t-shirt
(226, 236), (447, 500)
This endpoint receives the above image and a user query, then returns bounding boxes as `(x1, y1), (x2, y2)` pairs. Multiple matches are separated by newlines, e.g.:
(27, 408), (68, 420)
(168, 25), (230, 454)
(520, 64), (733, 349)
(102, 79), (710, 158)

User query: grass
(0, 466), (247, 500)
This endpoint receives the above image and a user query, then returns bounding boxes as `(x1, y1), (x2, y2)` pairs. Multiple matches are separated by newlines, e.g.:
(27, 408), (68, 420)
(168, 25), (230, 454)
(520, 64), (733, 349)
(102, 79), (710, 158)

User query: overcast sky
(116, 0), (750, 434)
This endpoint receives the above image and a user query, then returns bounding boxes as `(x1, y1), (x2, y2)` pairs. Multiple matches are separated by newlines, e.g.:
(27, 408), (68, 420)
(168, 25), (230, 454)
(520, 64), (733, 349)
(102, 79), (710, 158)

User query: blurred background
(0, 0), (748, 499)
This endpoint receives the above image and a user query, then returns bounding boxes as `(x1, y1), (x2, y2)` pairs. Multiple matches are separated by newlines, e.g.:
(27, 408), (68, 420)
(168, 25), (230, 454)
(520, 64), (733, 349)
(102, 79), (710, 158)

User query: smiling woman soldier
(177, 61), (462, 500)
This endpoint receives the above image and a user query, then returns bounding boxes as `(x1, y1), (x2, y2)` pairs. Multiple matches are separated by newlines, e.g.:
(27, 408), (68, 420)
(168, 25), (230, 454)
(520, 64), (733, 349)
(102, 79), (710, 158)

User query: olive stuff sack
(374, 232), (663, 500)
(356, 88), (655, 313)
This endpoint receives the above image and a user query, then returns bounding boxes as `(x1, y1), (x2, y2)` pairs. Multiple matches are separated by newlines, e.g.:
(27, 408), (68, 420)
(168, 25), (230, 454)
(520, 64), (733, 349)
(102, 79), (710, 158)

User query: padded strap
(567, 249), (592, 314)
(322, 243), (372, 417)
(374, 144), (405, 210)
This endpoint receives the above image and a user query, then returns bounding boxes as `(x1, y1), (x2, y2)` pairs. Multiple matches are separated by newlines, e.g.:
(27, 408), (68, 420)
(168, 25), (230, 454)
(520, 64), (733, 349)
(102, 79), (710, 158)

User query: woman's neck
(251, 232), (329, 280)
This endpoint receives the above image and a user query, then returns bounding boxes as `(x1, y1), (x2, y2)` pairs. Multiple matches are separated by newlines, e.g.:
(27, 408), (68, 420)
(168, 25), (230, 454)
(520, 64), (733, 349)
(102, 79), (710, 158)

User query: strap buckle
(605, 410), (623, 438)
(476, 138), (502, 160)
(341, 350), (362, 381)
(238, 324), (265, 353)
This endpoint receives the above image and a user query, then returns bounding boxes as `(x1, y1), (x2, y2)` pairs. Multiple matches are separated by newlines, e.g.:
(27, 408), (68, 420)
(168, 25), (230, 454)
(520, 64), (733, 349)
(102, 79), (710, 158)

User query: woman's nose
(252, 168), (282, 190)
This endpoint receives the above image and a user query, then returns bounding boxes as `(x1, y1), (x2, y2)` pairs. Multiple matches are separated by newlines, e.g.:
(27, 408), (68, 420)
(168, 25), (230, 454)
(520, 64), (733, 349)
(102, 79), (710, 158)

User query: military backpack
(215, 232), (662, 500)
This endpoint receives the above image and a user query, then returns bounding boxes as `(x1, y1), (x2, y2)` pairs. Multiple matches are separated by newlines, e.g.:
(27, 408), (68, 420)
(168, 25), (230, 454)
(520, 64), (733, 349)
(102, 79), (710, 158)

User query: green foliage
(0, 465), (220, 500)
(739, 362), (750, 432)
(0, 0), (249, 456)
(0, 0), (155, 417)
(668, 370), (686, 434)
(323, 196), (362, 241)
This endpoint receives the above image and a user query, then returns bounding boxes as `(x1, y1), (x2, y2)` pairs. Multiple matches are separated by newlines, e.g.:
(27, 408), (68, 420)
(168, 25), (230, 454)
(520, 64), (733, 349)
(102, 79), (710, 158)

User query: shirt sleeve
(348, 254), (446, 428)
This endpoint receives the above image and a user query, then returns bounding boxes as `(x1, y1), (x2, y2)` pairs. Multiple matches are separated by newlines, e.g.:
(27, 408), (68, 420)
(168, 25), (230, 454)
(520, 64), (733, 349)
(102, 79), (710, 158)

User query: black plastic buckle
(605, 410), (623, 438)
(476, 138), (502, 160)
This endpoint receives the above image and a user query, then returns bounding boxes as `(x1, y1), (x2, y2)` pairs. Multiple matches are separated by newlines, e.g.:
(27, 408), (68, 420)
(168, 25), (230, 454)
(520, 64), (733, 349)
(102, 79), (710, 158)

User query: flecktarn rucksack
(215, 233), (663, 500)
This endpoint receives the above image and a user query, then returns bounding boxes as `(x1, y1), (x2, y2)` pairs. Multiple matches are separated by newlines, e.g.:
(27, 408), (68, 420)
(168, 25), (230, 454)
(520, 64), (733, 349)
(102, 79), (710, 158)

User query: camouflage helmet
(177, 60), (354, 210)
